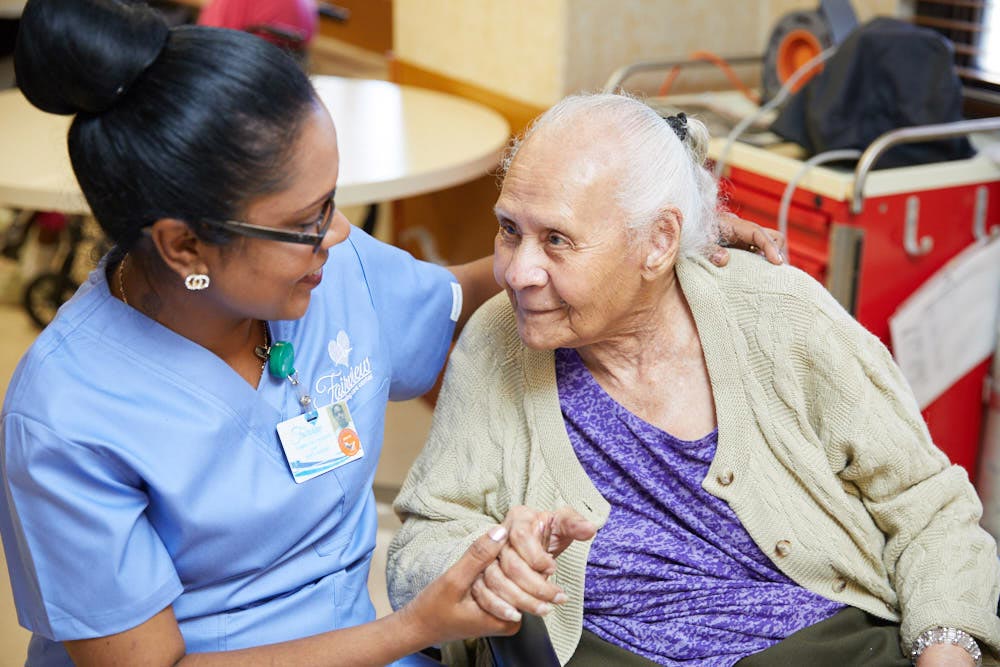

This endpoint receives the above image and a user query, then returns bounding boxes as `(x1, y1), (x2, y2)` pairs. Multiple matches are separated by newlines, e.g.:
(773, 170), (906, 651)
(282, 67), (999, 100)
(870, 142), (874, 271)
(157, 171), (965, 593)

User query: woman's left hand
(711, 211), (786, 266)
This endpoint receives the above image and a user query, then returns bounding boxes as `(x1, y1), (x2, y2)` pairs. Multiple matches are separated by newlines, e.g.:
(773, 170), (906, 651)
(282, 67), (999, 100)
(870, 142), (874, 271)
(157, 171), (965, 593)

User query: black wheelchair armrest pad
(485, 614), (561, 667)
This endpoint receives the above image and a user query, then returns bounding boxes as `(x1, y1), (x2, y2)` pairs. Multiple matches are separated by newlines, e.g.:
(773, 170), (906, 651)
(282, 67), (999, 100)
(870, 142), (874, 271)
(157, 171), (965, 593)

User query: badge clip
(265, 341), (314, 413)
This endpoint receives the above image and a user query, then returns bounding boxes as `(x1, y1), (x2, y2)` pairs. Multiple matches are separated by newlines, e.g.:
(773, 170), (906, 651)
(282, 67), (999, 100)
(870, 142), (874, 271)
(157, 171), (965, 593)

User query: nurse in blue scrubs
(0, 1), (782, 665)
(1, 1), (527, 664)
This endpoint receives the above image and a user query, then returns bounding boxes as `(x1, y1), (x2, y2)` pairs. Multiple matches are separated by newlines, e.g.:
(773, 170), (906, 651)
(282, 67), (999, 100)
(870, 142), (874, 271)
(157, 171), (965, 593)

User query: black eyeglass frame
(199, 195), (335, 253)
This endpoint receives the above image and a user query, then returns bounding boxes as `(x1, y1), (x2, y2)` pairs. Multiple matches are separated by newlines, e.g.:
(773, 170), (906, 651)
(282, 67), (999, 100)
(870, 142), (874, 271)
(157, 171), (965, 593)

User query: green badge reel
(267, 341), (315, 415)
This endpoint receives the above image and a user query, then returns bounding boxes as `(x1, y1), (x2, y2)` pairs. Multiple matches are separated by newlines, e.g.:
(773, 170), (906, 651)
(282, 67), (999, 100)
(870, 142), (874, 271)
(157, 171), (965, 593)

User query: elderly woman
(387, 94), (1000, 667)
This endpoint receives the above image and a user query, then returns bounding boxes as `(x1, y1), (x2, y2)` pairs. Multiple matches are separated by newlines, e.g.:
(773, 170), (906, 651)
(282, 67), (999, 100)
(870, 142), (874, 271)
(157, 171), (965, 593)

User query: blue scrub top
(0, 228), (458, 665)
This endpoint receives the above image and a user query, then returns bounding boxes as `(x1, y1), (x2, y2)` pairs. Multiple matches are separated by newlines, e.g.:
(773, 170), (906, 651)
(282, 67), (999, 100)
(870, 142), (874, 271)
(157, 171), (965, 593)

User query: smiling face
(493, 129), (661, 351)
(198, 103), (352, 322)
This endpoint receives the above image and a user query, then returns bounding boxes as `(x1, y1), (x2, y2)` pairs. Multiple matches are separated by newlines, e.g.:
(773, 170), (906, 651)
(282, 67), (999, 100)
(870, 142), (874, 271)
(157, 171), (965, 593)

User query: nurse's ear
(148, 218), (210, 284)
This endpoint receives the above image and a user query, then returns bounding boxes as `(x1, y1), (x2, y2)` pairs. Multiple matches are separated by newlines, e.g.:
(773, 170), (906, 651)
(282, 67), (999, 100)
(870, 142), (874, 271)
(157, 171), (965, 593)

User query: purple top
(555, 348), (843, 666)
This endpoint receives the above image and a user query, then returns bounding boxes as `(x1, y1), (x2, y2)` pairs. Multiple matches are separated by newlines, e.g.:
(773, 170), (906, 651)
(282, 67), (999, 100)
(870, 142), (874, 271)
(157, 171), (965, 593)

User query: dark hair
(15, 0), (318, 250)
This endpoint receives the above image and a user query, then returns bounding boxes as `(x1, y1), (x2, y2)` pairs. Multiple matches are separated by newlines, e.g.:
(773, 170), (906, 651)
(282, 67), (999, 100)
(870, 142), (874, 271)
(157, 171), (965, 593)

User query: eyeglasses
(200, 195), (335, 253)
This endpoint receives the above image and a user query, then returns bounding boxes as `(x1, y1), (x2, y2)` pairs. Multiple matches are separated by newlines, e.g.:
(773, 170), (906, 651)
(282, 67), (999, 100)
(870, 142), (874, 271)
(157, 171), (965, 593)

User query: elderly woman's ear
(641, 208), (682, 279)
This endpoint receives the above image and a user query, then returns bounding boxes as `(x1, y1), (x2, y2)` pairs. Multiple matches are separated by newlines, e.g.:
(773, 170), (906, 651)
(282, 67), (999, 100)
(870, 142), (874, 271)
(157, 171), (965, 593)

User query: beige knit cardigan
(387, 251), (1000, 665)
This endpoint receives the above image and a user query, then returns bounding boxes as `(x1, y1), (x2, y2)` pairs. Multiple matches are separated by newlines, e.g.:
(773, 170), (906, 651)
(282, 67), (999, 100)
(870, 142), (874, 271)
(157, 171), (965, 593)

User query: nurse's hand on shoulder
(710, 212), (786, 267)
(64, 527), (517, 666)
(471, 505), (595, 623)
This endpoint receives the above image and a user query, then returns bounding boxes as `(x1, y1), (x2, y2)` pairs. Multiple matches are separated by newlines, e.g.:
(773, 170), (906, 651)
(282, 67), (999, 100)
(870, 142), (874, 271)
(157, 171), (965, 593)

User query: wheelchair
(416, 613), (560, 667)
(16, 214), (109, 329)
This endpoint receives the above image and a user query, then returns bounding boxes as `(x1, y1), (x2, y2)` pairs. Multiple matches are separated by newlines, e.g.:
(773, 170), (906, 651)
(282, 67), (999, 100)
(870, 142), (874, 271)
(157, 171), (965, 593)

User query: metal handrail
(602, 55), (762, 93)
(851, 116), (1000, 214)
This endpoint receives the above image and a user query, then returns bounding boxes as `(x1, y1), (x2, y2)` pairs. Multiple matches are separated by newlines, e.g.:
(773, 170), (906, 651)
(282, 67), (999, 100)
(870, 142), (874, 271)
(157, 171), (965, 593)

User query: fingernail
(489, 526), (507, 542)
(778, 251), (785, 263)
(537, 603), (552, 616)
(506, 608), (522, 622)
(553, 593), (567, 604)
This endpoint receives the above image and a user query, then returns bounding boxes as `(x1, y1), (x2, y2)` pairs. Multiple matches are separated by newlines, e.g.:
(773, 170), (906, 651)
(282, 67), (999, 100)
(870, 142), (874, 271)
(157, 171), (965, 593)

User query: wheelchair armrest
(485, 613), (561, 667)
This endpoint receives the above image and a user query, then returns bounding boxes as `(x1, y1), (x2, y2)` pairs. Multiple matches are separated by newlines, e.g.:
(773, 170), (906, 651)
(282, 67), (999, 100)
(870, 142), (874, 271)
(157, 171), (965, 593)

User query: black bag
(770, 17), (975, 169)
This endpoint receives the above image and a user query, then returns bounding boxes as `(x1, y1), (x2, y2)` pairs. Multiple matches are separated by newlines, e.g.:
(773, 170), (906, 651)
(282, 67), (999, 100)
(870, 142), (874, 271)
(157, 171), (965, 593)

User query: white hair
(500, 93), (720, 258)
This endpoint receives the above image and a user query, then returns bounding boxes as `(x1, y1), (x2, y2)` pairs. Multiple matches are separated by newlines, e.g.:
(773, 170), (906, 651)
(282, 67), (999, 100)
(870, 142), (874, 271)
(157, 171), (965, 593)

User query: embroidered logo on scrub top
(315, 330), (373, 404)
(327, 331), (352, 367)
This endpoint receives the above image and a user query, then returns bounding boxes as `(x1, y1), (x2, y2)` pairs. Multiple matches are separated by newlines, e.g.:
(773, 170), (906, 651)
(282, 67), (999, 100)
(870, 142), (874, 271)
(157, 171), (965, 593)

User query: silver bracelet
(910, 626), (982, 666)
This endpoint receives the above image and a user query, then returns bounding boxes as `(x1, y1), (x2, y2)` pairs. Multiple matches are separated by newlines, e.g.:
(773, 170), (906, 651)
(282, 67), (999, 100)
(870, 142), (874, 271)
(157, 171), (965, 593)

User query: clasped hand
(471, 505), (597, 622)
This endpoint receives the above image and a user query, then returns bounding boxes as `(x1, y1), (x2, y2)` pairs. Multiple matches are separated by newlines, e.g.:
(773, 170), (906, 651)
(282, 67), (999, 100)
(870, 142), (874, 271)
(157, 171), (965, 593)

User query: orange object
(657, 50), (760, 104)
(775, 29), (824, 92)
(338, 428), (361, 456)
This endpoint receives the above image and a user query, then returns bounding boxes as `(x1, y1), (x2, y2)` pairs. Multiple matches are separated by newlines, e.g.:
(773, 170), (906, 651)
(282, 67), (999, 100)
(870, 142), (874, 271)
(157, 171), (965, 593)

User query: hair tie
(665, 112), (688, 142)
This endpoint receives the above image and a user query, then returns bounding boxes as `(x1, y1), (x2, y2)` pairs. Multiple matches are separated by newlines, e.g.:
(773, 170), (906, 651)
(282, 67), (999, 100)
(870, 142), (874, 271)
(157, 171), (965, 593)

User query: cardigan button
(832, 578), (847, 593)
(716, 470), (735, 486)
(774, 540), (792, 557)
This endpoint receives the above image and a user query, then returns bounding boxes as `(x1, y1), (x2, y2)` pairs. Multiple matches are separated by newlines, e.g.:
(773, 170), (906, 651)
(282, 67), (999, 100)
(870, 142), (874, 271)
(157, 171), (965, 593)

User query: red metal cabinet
(719, 148), (1000, 479)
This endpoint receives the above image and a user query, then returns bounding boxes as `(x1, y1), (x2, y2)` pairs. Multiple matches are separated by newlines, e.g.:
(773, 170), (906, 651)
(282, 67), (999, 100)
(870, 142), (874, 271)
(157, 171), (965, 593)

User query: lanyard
(263, 340), (314, 413)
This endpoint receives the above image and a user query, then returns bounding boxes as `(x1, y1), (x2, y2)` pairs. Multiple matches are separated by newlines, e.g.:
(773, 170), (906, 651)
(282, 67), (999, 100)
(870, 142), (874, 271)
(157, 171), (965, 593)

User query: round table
(0, 1), (24, 18)
(313, 75), (509, 207)
(0, 75), (510, 214)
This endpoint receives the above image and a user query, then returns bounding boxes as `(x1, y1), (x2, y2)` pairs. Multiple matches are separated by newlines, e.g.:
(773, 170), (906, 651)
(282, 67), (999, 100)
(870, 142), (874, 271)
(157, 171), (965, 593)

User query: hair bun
(15, 0), (169, 115)
(683, 115), (711, 167)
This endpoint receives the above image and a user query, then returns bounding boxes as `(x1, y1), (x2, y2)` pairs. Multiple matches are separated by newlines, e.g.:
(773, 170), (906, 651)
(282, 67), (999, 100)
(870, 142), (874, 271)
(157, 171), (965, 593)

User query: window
(980, 2), (1000, 80)
(911, 0), (1000, 89)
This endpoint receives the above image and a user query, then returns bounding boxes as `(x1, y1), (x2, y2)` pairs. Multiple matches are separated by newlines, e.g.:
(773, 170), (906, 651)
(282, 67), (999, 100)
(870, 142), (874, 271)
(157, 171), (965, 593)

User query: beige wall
(565, 0), (898, 96)
(394, 0), (568, 108)
(563, 0), (761, 97)
(765, 0), (896, 29)
(395, 0), (898, 107)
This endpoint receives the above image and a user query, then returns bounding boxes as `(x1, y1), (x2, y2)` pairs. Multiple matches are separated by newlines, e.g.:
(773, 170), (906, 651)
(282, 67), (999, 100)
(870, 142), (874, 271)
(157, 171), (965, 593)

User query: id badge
(276, 400), (365, 483)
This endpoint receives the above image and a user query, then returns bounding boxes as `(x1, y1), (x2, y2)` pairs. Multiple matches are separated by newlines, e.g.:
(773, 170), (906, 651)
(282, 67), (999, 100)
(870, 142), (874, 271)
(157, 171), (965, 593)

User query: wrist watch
(910, 626), (982, 666)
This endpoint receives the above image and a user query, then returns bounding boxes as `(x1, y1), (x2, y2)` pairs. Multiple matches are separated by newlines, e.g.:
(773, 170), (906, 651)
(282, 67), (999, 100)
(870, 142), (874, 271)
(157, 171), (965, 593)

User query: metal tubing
(850, 117), (1000, 214)
(602, 55), (762, 93)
